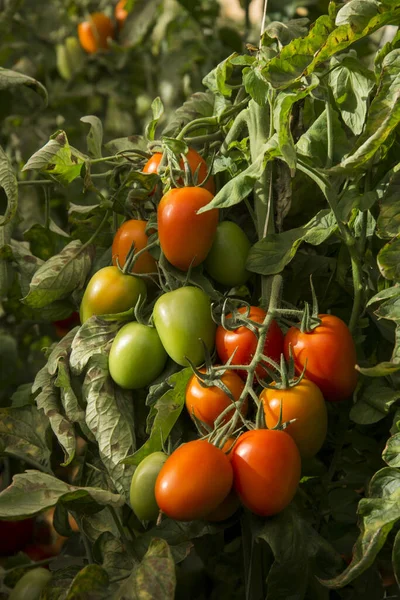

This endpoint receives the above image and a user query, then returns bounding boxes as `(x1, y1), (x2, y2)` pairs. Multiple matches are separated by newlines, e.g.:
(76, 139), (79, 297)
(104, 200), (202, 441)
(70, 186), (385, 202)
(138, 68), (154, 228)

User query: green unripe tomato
(80, 266), (146, 323)
(109, 322), (168, 389)
(130, 452), (168, 521)
(152, 286), (216, 367)
(9, 568), (52, 600)
(205, 221), (251, 287)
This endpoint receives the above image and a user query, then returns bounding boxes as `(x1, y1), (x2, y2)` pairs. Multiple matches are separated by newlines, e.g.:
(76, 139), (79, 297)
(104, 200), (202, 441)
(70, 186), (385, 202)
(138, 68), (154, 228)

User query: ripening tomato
(185, 368), (247, 430)
(143, 148), (215, 195)
(78, 13), (114, 54)
(112, 220), (157, 275)
(216, 307), (284, 380)
(54, 312), (80, 338)
(284, 314), (358, 402)
(261, 379), (327, 459)
(109, 322), (167, 389)
(231, 429), (301, 516)
(152, 286), (216, 366)
(0, 519), (35, 556)
(158, 187), (218, 271)
(115, 0), (128, 28)
(80, 266), (146, 323)
(9, 568), (52, 600)
(205, 221), (251, 287)
(155, 440), (233, 521)
(130, 452), (168, 521)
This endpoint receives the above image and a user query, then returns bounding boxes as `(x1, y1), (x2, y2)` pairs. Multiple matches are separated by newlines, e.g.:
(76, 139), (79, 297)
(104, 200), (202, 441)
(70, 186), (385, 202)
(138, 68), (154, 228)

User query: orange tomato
(261, 379), (327, 459)
(112, 219), (157, 275)
(185, 368), (246, 430)
(115, 0), (128, 29)
(205, 489), (240, 522)
(78, 13), (114, 54)
(158, 187), (218, 270)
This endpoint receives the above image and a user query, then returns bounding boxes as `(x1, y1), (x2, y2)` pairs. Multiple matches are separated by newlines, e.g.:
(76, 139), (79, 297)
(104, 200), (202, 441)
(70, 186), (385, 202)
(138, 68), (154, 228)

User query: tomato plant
(284, 315), (358, 402)
(230, 429), (301, 516)
(216, 307), (284, 379)
(204, 221), (251, 287)
(130, 452), (168, 521)
(115, 0), (128, 30)
(9, 568), (52, 600)
(77, 13), (114, 54)
(157, 187), (218, 270)
(261, 379), (328, 459)
(155, 440), (233, 521)
(112, 220), (157, 276)
(109, 322), (168, 389)
(80, 266), (146, 323)
(143, 149), (215, 195)
(152, 286), (216, 366)
(185, 368), (246, 429)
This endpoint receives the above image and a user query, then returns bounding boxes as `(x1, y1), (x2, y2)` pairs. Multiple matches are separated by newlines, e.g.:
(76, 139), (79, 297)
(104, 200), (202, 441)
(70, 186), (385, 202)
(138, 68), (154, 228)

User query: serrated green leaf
(350, 380), (400, 425)
(356, 362), (400, 377)
(247, 209), (337, 275)
(162, 92), (215, 137)
(122, 368), (191, 467)
(22, 240), (94, 308)
(0, 66), (47, 104)
(120, 0), (163, 48)
(264, 18), (310, 47)
(0, 470), (123, 519)
(383, 433), (400, 467)
(203, 53), (236, 97)
(145, 97), (164, 141)
(81, 116), (103, 159)
(93, 532), (135, 582)
(242, 67), (269, 106)
(378, 236), (400, 281)
(376, 163), (400, 239)
(0, 406), (51, 469)
(82, 356), (136, 500)
(65, 565), (109, 600)
(70, 317), (122, 376)
(297, 107), (351, 168)
(0, 145), (18, 227)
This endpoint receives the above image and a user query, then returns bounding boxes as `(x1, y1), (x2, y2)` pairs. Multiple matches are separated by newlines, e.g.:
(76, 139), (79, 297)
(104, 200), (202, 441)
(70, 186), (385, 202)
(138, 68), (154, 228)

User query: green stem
(79, 210), (110, 253)
(43, 187), (50, 229)
(4, 557), (59, 575)
(221, 109), (249, 155)
(348, 245), (363, 333)
(108, 507), (139, 561)
(183, 132), (223, 145)
(325, 97), (334, 169)
(90, 155), (120, 164)
(176, 97), (250, 141)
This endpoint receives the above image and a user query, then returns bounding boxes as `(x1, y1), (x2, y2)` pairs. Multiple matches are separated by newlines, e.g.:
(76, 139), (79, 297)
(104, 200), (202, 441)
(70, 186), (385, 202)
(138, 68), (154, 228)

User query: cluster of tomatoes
(77, 1), (128, 55)
(74, 145), (359, 525)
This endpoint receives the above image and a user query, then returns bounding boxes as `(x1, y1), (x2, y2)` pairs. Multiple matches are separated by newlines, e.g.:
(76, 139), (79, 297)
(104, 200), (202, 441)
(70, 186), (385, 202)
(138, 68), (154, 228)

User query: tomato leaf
(122, 368), (191, 467)
(120, 0), (163, 48)
(356, 362), (400, 377)
(203, 53), (236, 98)
(247, 209), (337, 275)
(376, 163), (400, 239)
(82, 355), (136, 500)
(81, 116), (103, 159)
(0, 145), (18, 227)
(378, 236), (400, 281)
(65, 565), (109, 600)
(242, 66), (269, 107)
(0, 470), (123, 519)
(70, 317), (122, 376)
(322, 467), (400, 588)
(350, 380), (400, 425)
(145, 97), (164, 142)
(0, 66), (48, 105)
(93, 532), (135, 582)
(21, 240), (94, 309)
(0, 405), (51, 470)
(382, 432), (400, 467)
(162, 92), (215, 137)
(115, 538), (176, 600)
(33, 365), (76, 466)
(264, 18), (310, 47)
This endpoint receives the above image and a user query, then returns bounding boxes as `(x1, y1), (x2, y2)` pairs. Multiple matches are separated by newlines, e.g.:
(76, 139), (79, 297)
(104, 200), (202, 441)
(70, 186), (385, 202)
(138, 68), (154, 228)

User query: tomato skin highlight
(109, 323), (168, 389)
(155, 440), (233, 521)
(143, 149), (215, 195)
(284, 314), (358, 402)
(153, 286), (216, 367)
(130, 452), (168, 521)
(112, 220), (157, 275)
(80, 266), (146, 323)
(205, 221), (251, 287)
(158, 187), (218, 271)
(261, 379), (327, 459)
(9, 568), (52, 600)
(231, 429), (301, 516)
(78, 13), (114, 54)
(185, 368), (246, 429)
(215, 307), (284, 380)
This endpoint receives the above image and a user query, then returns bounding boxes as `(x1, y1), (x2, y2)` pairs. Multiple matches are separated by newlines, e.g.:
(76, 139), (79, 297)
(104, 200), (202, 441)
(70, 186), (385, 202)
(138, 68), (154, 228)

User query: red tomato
(185, 368), (247, 430)
(155, 440), (233, 521)
(231, 429), (301, 516)
(53, 312), (80, 338)
(261, 379), (327, 459)
(77, 13), (114, 54)
(143, 149), (215, 194)
(115, 0), (128, 29)
(284, 314), (358, 402)
(157, 187), (218, 270)
(0, 519), (34, 556)
(215, 307), (284, 380)
(205, 489), (240, 522)
(112, 219), (157, 275)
